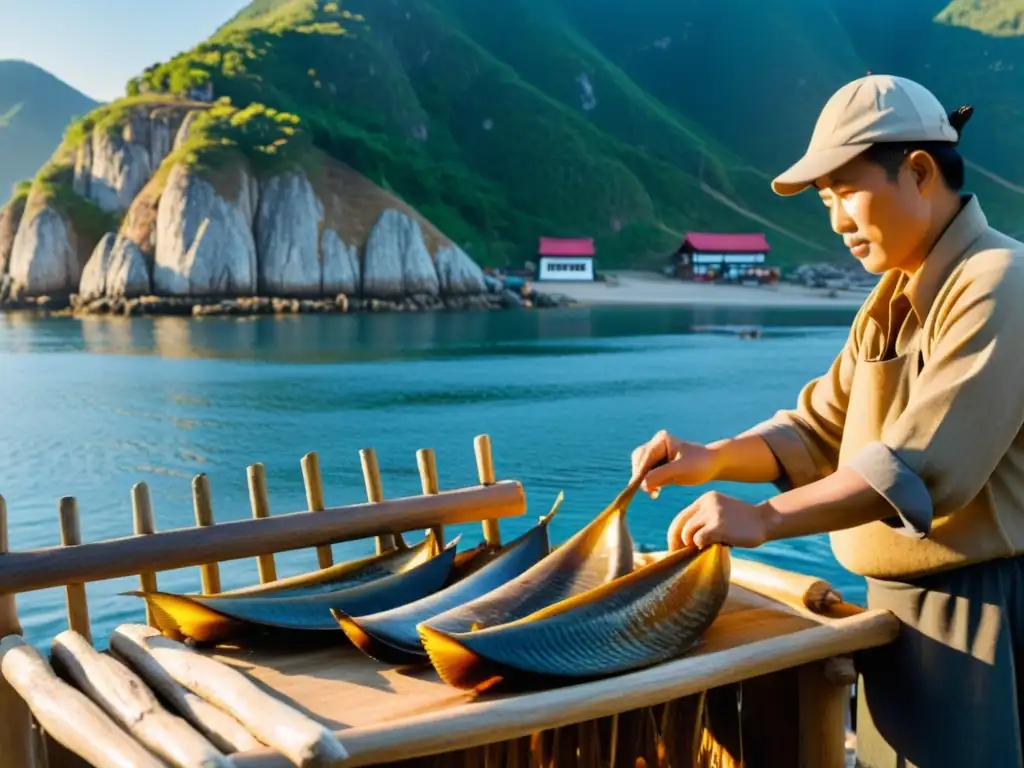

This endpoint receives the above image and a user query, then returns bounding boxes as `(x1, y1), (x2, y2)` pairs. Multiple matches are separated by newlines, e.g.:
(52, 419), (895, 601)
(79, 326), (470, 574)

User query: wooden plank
(798, 660), (848, 768)
(0, 493), (34, 768)
(416, 449), (444, 548)
(132, 482), (160, 627)
(360, 448), (399, 554)
(247, 464), (277, 584)
(301, 452), (334, 570)
(228, 601), (897, 768)
(474, 435), (501, 547)
(50, 630), (232, 767)
(0, 481), (525, 593)
(58, 497), (91, 644)
(192, 474), (222, 595)
(0, 636), (165, 768)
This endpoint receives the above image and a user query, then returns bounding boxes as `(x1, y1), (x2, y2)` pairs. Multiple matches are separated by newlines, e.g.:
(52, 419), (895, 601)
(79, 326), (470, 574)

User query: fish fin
(419, 624), (488, 689)
(138, 592), (243, 644)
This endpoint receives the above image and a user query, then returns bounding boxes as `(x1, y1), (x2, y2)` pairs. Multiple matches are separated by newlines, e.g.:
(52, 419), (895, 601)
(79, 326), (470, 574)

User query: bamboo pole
(192, 474), (221, 595)
(798, 660), (850, 768)
(50, 630), (232, 767)
(109, 631), (263, 754)
(359, 448), (405, 554)
(0, 494), (34, 768)
(474, 435), (502, 547)
(131, 482), (160, 628)
(110, 623), (348, 768)
(729, 557), (843, 614)
(416, 448), (444, 548)
(58, 497), (91, 644)
(247, 464), (277, 584)
(0, 636), (165, 768)
(301, 452), (334, 569)
(0, 482), (526, 593)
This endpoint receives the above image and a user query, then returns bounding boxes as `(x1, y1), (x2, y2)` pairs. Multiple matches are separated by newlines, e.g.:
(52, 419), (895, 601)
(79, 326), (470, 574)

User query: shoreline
(0, 271), (875, 318)
(540, 270), (871, 310)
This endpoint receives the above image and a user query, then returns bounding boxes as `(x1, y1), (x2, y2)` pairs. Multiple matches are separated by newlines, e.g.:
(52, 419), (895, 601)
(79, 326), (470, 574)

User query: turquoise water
(0, 305), (862, 647)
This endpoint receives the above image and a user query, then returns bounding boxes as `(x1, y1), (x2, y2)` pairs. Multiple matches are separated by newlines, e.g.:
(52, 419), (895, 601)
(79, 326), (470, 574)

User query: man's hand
(630, 430), (720, 498)
(667, 492), (777, 550)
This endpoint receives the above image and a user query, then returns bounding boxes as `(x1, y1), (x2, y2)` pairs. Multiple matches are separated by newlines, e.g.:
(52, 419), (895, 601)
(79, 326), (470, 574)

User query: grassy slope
(0, 60), (98, 206)
(16, 0), (1024, 273)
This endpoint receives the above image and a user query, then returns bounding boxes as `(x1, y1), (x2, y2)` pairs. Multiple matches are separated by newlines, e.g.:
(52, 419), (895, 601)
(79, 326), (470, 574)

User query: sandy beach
(540, 270), (871, 310)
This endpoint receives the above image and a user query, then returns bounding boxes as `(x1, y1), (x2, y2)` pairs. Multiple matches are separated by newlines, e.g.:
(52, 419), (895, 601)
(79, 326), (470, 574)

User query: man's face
(814, 153), (935, 274)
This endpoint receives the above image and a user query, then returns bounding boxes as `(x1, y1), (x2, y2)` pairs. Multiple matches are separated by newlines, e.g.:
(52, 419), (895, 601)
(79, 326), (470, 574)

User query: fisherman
(629, 74), (1024, 768)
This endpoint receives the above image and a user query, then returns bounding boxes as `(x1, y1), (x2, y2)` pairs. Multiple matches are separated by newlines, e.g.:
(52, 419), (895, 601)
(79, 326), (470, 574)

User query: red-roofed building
(670, 232), (778, 284)
(536, 237), (596, 281)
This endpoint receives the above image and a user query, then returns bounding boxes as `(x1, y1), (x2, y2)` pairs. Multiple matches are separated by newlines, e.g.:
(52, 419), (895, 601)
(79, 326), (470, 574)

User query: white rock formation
(254, 173), (324, 296)
(153, 164), (258, 296)
(7, 207), (79, 296)
(435, 244), (486, 295)
(80, 232), (150, 300)
(321, 229), (360, 296)
(362, 209), (440, 299)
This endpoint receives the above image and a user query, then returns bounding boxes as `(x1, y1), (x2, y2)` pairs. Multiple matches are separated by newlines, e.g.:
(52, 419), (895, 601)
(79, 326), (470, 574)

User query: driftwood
(0, 635), (166, 768)
(108, 630), (263, 754)
(728, 556), (843, 614)
(50, 630), (232, 768)
(110, 624), (348, 768)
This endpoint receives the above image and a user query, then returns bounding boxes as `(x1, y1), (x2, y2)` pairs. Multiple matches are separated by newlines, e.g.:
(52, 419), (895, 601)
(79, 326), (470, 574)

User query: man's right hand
(629, 430), (721, 498)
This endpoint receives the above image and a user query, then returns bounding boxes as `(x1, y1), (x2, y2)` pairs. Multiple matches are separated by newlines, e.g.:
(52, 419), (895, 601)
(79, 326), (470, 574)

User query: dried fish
(335, 493), (563, 664)
(420, 481), (640, 636)
(128, 538), (460, 643)
(421, 544), (731, 691)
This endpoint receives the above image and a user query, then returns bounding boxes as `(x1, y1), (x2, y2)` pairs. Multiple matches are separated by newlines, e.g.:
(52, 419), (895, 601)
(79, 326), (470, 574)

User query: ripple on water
(0, 309), (865, 646)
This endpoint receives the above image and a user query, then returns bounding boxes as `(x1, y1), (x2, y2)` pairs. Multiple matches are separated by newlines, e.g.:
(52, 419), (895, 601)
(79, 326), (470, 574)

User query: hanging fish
(210, 533), (439, 600)
(126, 538), (461, 643)
(334, 492), (564, 664)
(420, 543), (731, 692)
(419, 479), (641, 637)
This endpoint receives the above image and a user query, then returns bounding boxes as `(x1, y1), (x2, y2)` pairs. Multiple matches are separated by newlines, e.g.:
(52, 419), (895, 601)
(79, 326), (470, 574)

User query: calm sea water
(0, 304), (862, 648)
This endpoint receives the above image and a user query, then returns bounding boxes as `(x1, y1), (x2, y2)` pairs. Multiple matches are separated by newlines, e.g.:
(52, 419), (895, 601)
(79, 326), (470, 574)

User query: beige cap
(771, 74), (960, 196)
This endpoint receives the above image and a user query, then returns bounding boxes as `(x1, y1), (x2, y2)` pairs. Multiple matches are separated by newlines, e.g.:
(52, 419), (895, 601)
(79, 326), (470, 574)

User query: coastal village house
(536, 237), (596, 282)
(670, 232), (778, 284)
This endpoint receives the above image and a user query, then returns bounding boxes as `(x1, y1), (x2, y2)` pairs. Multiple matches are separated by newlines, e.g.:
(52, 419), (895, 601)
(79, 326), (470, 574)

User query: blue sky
(0, 1), (252, 102)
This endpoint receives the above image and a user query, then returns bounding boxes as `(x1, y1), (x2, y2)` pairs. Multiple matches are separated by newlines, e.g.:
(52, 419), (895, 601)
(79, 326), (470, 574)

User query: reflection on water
(0, 305), (861, 647)
(3, 304), (857, 363)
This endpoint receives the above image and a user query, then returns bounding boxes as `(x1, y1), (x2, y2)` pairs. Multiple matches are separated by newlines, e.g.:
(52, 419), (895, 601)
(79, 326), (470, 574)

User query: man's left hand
(667, 491), (776, 550)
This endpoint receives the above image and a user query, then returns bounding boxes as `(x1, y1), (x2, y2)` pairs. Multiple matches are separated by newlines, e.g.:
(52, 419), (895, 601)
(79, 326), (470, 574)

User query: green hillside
(0, 61), (99, 207)
(34, 0), (1024, 269)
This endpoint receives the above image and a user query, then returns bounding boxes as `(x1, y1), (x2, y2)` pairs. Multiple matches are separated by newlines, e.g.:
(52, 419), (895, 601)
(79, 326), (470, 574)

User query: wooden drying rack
(0, 434), (900, 768)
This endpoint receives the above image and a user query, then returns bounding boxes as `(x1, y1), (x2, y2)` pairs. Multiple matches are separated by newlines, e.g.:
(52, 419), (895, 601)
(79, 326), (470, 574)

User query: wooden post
(191, 475), (221, 595)
(416, 448), (444, 549)
(58, 497), (91, 644)
(798, 659), (850, 768)
(359, 448), (405, 554)
(0, 494), (35, 768)
(300, 452), (333, 569)
(247, 464), (277, 584)
(131, 483), (159, 628)
(474, 434), (502, 547)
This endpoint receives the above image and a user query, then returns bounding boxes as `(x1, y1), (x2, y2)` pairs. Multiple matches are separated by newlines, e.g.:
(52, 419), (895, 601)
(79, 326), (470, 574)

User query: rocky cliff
(0, 99), (495, 315)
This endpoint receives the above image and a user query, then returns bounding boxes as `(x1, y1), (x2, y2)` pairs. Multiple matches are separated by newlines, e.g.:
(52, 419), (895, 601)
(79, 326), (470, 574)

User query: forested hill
(22, 0), (1024, 268)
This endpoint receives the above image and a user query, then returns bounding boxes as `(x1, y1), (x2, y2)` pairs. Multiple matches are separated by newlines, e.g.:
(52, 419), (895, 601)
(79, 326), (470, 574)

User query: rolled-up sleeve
(742, 311), (863, 491)
(847, 254), (1024, 538)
